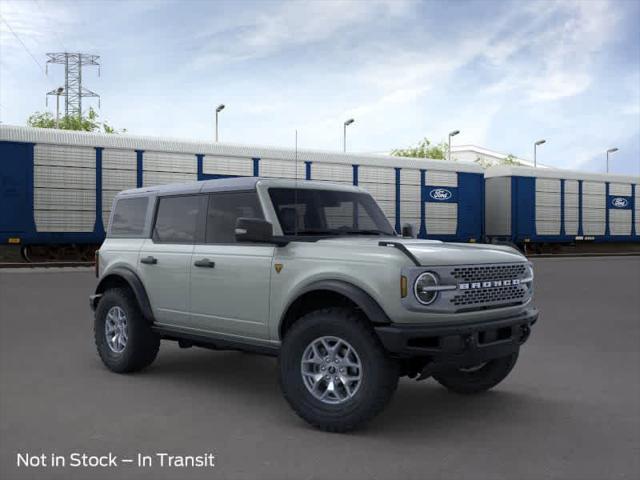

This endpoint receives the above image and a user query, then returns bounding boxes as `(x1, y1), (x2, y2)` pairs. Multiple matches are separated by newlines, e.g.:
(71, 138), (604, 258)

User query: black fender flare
(282, 279), (392, 330)
(93, 267), (155, 323)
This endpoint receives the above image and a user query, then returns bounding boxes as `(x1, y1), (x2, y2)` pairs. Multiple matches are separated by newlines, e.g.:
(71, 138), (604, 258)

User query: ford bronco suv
(91, 177), (538, 432)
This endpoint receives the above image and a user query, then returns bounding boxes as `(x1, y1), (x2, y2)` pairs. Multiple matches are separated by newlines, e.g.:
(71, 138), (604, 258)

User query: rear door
(137, 194), (205, 327)
(189, 191), (274, 339)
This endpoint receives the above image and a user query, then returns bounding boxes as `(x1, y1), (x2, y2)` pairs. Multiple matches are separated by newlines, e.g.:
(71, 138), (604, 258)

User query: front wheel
(433, 350), (519, 394)
(279, 308), (398, 432)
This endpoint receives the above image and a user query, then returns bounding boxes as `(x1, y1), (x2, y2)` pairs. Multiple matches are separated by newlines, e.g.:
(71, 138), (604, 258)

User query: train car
(0, 125), (485, 259)
(484, 165), (639, 247)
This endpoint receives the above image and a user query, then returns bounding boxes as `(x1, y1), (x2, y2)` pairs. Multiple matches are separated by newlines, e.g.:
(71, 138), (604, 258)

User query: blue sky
(1, 0), (639, 175)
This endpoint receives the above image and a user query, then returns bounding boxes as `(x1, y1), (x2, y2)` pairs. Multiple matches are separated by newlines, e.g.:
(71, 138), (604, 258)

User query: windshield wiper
(340, 229), (392, 236)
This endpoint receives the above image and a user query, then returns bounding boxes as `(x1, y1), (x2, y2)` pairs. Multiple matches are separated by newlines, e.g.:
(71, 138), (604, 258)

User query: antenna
(294, 129), (299, 236)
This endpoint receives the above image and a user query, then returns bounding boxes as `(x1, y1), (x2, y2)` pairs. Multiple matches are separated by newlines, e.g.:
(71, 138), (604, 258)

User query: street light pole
(215, 104), (225, 142)
(606, 148), (618, 173)
(55, 87), (64, 128)
(448, 130), (460, 161)
(534, 139), (546, 167)
(343, 118), (354, 152)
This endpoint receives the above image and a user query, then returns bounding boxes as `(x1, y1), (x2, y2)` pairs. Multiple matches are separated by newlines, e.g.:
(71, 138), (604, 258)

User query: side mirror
(235, 217), (274, 243)
(401, 223), (415, 238)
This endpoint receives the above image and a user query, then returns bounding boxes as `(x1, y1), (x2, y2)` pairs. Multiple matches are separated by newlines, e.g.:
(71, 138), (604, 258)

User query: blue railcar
(0, 125), (485, 253)
(484, 165), (640, 246)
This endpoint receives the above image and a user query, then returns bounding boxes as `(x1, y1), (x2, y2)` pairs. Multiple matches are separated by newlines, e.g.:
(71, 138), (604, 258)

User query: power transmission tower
(46, 53), (100, 118)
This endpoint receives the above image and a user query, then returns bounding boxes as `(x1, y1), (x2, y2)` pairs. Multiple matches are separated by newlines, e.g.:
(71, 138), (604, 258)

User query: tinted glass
(206, 192), (264, 244)
(268, 188), (394, 236)
(153, 195), (202, 244)
(109, 197), (149, 237)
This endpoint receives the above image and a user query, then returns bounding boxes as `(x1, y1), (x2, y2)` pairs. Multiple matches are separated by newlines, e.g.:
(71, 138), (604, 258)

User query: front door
(189, 191), (274, 340)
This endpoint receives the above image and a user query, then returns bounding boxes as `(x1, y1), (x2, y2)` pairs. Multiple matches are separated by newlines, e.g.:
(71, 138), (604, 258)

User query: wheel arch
(279, 280), (391, 340)
(93, 267), (154, 323)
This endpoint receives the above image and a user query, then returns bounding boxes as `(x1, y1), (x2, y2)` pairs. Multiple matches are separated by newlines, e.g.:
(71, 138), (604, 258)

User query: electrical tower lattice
(46, 53), (100, 118)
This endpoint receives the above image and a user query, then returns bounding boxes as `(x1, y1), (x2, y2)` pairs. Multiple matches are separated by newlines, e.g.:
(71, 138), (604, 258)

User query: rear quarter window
(109, 197), (149, 237)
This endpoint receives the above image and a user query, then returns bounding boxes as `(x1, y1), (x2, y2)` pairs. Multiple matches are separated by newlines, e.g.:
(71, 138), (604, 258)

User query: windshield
(269, 188), (396, 237)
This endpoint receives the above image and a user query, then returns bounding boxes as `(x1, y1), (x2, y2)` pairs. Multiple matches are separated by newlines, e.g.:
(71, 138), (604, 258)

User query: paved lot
(1, 257), (639, 480)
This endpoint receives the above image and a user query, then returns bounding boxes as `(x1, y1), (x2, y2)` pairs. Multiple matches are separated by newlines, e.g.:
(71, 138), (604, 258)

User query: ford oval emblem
(611, 197), (628, 208)
(429, 188), (452, 201)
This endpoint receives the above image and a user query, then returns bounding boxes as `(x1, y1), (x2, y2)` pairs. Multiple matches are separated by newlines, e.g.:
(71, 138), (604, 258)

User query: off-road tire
(433, 350), (519, 394)
(94, 288), (160, 373)
(279, 307), (398, 432)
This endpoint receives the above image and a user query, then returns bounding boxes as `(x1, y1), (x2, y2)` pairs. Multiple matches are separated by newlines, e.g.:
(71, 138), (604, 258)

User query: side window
(152, 195), (202, 244)
(110, 197), (149, 237)
(206, 192), (264, 244)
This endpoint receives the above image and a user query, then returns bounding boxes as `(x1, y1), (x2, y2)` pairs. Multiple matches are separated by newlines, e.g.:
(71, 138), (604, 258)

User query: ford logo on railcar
(611, 197), (628, 208)
(429, 188), (452, 201)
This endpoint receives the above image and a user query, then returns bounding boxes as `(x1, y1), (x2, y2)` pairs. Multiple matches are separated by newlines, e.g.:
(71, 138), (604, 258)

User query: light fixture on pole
(343, 118), (355, 152)
(606, 148), (618, 173)
(448, 130), (460, 161)
(215, 104), (225, 142)
(55, 87), (64, 128)
(533, 139), (546, 167)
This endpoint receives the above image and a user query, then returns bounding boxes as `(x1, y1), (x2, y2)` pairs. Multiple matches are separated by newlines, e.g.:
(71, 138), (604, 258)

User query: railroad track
(0, 261), (94, 269)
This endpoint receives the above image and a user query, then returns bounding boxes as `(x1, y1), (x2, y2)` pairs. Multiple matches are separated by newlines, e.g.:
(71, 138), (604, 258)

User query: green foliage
(391, 138), (449, 160)
(26, 107), (126, 134)
(474, 153), (522, 169)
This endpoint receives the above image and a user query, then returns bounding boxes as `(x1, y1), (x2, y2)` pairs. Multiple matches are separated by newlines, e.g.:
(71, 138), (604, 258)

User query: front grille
(451, 285), (527, 307)
(451, 264), (527, 283)
(448, 262), (530, 311)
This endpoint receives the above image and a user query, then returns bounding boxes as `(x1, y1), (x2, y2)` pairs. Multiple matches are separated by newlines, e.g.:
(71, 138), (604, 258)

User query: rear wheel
(94, 288), (160, 373)
(279, 308), (398, 432)
(433, 350), (519, 394)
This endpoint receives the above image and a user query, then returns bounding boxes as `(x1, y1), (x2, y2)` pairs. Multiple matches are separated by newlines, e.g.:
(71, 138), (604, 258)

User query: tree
(391, 138), (449, 160)
(27, 107), (125, 134)
(474, 153), (522, 169)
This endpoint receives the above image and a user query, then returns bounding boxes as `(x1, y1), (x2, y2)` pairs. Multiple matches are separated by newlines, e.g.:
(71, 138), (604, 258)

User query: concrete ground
(1, 257), (639, 480)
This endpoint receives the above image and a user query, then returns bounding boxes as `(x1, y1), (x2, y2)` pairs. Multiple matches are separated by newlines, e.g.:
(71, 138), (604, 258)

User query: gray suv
(90, 177), (538, 432)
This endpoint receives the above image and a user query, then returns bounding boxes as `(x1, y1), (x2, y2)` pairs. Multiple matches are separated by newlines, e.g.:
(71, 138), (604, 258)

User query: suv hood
(315, 237), (526, 266)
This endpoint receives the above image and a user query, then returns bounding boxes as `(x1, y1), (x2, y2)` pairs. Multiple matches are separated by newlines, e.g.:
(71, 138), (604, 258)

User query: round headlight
(414, 272), (439, 305)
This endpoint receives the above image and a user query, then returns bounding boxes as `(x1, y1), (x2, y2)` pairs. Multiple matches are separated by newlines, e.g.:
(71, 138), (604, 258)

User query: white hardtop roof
(118, 177), (363, 197)
(0, 124), (483, 174)
(484, 165), (639, 184)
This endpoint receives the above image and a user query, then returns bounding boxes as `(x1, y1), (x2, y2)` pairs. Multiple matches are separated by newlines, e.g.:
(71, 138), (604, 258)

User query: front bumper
(374, 307), (538, 366)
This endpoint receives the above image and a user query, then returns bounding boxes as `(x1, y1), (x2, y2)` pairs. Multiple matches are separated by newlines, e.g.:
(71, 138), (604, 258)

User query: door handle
(140, 256), (158, 265)
(194, 258), (215, 268)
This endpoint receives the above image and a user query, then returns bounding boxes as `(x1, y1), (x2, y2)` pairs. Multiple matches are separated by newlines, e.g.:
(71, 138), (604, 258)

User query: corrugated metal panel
(311, 162), (353, 183)
(34, 211), (95, 232)
(400, 169), (421, 185)
(400, 201), (420, 218)
(358, 166), (394, 184)
(583, 222), (605, 235)
(609, 183), (631, 196)
(536, 179), (560, 236)
(582, 194), (605, 209)
(143, 171), (197, 187)
(33, 144), (96, 232)
(583, 209), (606, 221)
(565, 180), (579, 194)
(1, 125), (485, 174)
(34, 189), (95, 210)
(102, 149), (136, 170)
(582, 181), (605, 195)
(358, 182), (395, 201)
(564, 207), (579, 235)
(144, 151), (196, 173)
(536, 178), (561, 192)
(426, 203), (457, 234)
(34, 144), (95, 168)
(425, 170), (457, 187)
(203, 155), (253, 176)
(609, 210), (631, 235)
(103, 169), (136, 191)
(259, 158), (301, 179)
